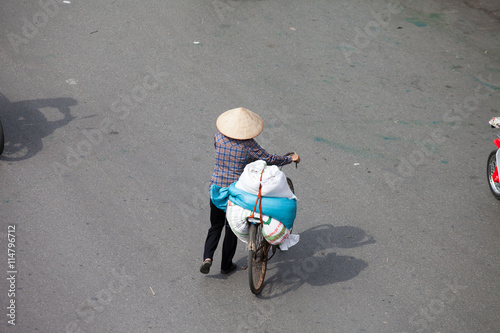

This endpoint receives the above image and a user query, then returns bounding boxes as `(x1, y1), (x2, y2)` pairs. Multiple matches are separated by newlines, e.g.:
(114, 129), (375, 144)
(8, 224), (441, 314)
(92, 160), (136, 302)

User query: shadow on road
(0, 93), (77, 161)
(258, 224), (375, 298)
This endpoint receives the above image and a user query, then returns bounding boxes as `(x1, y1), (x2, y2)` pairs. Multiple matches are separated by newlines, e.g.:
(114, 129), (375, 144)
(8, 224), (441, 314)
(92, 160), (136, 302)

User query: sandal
(200, 259), (212, 274)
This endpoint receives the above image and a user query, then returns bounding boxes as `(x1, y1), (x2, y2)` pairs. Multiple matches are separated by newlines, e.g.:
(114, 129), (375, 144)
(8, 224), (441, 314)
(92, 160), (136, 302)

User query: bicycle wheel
(286, 177), (295, 194)
(0, 119), (4, 156)
(487, 150), (500, 200)
(248, 222), (269, 295)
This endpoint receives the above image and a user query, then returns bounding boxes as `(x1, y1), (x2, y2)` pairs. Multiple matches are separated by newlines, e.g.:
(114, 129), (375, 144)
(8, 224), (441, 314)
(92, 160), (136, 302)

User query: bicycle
(247, 154), (296, 295)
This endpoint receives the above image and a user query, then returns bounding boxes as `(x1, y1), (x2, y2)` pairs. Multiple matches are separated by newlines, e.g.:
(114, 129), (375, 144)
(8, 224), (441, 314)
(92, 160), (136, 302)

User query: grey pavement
(0, 0), (499, 332)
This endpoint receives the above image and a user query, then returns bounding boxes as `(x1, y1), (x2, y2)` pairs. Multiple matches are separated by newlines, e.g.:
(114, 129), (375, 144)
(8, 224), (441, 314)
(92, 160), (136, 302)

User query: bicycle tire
(286, 177), (295, 194)
(248, 223), (268, 295)
(487, 150), (500, 200)
(0, 119), (4, 156)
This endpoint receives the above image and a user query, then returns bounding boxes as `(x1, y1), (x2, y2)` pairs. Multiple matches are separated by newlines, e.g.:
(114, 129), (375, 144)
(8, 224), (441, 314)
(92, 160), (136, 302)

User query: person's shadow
(0, 93), (77, 161)
(249, 224), (375, 298)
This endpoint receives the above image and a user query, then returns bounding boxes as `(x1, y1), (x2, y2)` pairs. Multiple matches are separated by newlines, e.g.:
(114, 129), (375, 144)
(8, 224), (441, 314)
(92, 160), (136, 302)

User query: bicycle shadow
(0, 92), (77, 161)
(258, 224), (375, 298)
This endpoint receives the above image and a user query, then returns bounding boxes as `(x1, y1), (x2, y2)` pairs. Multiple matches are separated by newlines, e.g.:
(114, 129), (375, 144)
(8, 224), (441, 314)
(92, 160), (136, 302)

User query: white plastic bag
(226, 200), (250, 243)
(279, 234), (300, 250)
(235, 160), (296, 199)
(261, 216), (290, 245)
(226, 200), (299, 249)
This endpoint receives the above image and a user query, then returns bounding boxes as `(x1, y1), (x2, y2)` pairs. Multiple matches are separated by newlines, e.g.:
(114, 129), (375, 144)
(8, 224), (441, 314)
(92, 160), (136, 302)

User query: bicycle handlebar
(284, 152), (299, 169)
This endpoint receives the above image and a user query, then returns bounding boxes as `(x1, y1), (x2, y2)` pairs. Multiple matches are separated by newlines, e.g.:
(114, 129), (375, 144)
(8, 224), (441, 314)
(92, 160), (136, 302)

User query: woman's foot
(220, 263), (237, 275)
(200, 259), (212, 274)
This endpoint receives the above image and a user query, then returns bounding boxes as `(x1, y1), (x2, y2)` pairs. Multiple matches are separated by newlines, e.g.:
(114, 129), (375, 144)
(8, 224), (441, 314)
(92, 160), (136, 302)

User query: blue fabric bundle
(210, 183), (297, 229)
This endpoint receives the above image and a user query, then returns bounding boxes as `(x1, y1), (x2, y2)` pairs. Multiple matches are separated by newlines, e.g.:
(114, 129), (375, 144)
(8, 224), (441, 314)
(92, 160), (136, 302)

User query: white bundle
(226, 200), (251, 243)
(235, 160), (296, 199)
(226, 200), (299, 250)
(261, 216), (291, 246)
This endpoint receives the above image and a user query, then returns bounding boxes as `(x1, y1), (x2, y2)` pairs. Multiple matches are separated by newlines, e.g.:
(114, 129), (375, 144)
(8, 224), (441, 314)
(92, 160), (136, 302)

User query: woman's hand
(291, 154), (300, 164)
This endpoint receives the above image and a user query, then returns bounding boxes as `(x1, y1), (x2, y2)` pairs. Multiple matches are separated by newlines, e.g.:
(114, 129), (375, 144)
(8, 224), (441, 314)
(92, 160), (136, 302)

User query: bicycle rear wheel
(248, 223), (269, 295)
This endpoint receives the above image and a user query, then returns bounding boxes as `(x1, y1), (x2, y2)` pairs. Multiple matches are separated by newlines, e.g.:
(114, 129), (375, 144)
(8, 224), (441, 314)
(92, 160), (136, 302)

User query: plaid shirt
(210, 131), (293, 188)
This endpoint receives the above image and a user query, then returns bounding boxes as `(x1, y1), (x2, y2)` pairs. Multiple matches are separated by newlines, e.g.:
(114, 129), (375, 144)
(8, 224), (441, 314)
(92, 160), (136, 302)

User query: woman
(200, 107), (300, 274)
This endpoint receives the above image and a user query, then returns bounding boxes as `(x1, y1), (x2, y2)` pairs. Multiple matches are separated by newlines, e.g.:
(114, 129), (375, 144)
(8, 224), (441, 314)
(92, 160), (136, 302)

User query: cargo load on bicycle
(211, 160), (299, 250)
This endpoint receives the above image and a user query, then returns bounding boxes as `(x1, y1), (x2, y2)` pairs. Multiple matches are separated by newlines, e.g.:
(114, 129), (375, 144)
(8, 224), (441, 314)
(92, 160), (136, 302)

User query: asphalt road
(1, 0), (499, 332)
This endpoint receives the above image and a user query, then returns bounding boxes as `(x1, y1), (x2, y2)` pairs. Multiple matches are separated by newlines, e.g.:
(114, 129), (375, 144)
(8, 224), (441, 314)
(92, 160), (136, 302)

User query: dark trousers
(203, 199), (238, 271)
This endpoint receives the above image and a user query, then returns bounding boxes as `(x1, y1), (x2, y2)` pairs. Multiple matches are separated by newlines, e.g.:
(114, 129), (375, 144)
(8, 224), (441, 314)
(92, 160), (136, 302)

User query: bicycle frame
(249, 222), (278, 258)
(246, 218), (261, 252)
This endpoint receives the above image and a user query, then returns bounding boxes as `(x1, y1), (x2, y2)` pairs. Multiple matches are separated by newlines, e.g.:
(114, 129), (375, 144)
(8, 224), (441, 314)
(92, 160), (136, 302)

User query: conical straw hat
(216, 107), (264, 140)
